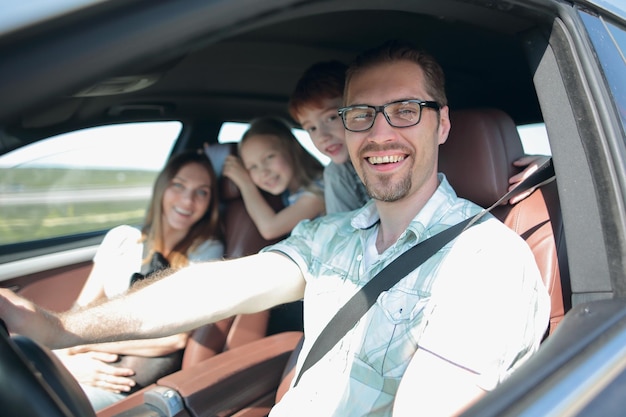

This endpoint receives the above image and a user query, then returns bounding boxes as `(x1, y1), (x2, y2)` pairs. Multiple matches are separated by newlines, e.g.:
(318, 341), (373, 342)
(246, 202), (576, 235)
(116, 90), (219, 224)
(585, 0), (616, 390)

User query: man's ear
(437, 106), (451, 145)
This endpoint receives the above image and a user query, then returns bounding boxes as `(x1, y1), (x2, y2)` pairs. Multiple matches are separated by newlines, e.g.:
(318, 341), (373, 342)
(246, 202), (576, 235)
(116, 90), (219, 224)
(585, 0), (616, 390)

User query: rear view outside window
(0, 122), (180, 245)
(219, 121), (551, 161)
(579, 9), (626, 135)
(518, 123), (551, 156)
(219, 122), (331, 165)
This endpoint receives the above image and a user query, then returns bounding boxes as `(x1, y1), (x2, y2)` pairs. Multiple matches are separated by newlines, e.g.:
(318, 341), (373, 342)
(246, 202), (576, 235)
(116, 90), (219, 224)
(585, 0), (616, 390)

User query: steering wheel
(0, 320), (96, 417)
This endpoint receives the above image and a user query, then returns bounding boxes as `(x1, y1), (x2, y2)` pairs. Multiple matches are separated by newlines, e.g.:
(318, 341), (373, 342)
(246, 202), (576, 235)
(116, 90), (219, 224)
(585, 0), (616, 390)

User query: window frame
(0, 121), (181, 262)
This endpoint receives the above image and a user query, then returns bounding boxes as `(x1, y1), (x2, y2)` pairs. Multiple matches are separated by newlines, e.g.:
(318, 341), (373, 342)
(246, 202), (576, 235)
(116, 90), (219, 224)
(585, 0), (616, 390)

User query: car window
(517, 123), (552, 156)
(219, 121), (551, 160)
(218, 121), (331, 165)
(0, 122), (180, 246)
(0, 0), (106, 36)
(580, 9), (626, 134)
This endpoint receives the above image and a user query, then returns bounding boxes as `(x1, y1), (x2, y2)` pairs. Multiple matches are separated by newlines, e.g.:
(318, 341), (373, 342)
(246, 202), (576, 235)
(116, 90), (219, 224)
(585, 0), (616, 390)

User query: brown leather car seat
(439, 108), (570, 334)
(180, 142), (286, 368)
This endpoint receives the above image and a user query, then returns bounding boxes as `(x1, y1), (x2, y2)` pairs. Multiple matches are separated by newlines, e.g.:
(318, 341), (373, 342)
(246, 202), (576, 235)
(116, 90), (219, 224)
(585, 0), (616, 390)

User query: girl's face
(240, 134), (296, 195)
(162, 162), (212, 233)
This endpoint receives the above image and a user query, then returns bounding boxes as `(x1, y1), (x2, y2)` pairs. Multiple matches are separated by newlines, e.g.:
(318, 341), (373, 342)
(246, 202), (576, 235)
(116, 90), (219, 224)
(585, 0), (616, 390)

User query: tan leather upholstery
(440, 108), (525, 218)
(181, 143), (284, 369)
(440, 108), (569, 333)
(275, 334), (304, 403)
(164, 332), (302, 417)
(16, 262), (92, 312)
(222, 194), (284, 258)
(180, 316), (236, 369)
(504, 181), (569, 332)
(97, 332), (303, 417)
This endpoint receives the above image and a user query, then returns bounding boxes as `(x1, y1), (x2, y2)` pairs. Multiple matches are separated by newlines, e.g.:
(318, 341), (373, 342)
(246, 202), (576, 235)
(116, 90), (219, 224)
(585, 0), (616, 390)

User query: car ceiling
(0, 0), (554, 154)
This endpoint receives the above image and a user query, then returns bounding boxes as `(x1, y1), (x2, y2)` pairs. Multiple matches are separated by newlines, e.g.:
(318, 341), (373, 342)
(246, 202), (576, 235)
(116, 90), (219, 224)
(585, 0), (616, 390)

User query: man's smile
(367, 154), (406, 165)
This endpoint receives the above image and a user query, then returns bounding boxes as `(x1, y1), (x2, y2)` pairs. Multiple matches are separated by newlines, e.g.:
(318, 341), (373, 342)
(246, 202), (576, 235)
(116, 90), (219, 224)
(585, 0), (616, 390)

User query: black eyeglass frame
(337, 99), (441, 132)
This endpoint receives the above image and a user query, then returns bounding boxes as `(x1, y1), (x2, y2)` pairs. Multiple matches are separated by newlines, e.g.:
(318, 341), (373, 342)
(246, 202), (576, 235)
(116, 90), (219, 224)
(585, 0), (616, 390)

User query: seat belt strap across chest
(293, 158), (556, 386)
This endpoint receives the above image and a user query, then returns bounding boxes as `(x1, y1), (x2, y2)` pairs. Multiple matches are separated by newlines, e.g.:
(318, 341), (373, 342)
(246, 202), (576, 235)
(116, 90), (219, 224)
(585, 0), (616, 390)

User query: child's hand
(507, 155), (550, 204)
(222, 154), (252, 188)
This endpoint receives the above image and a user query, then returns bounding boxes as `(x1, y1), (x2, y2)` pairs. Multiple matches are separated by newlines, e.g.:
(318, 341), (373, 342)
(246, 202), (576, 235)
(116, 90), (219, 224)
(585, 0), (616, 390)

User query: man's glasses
(337, 99), (440, 132)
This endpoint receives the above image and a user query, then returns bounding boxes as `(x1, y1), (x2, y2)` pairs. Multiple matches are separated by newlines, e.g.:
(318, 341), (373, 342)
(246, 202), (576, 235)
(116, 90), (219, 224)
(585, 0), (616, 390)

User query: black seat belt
(293, 158), (556, 386)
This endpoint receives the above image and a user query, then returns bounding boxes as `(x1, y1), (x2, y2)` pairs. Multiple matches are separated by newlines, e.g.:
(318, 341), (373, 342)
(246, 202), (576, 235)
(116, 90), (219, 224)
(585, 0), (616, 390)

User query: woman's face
(240, 134), (296, 195)
(162, 162), (212, 233)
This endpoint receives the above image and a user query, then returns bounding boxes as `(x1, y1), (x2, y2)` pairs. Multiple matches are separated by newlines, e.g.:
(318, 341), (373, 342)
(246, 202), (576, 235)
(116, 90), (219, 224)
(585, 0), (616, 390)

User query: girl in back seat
(221, 116), (325, 240)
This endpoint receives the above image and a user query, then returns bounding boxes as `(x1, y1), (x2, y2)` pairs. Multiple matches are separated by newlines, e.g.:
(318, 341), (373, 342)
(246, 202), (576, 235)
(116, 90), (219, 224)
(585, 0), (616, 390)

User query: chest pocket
(357, 289), (431, 377)
(378, 288), (431, 323)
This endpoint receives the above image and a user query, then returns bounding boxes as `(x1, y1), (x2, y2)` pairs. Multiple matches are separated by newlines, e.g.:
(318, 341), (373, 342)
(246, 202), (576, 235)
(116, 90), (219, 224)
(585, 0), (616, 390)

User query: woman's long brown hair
(141, 150), (222, 269)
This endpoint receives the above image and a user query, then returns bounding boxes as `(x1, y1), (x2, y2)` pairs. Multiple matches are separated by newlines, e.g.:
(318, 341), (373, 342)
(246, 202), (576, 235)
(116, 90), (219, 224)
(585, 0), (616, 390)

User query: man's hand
(56, 349), (136, 393)
(0, 288), (57, 344)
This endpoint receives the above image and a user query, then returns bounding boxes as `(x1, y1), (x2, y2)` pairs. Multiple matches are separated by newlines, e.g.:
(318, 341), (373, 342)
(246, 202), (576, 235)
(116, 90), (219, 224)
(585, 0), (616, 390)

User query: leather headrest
(220, 176), (242, 201)
(439, 108), (525, 208)
(203, 142), (241, 201)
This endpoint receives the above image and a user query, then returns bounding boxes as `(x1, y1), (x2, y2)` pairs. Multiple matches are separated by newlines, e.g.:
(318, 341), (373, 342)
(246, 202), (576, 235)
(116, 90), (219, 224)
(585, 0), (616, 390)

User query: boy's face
(297, 97), (349, 165)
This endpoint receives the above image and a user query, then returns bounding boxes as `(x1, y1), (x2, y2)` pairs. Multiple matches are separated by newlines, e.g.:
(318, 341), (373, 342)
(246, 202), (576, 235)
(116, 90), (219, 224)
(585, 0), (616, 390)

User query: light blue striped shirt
(265, 174), (550, 417)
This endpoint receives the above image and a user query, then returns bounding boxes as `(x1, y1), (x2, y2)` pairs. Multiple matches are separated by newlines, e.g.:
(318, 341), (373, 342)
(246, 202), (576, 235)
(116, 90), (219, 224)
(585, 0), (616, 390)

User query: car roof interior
(0, 0), (554, 153)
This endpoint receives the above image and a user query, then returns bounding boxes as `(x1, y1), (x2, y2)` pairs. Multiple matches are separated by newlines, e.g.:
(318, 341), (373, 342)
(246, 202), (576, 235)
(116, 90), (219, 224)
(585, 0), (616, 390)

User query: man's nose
(368, 111), (394, 140)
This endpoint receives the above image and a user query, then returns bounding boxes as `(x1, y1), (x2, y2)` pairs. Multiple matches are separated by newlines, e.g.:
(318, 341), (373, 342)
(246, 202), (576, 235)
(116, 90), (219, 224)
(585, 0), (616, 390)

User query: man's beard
(363, 172), (412, 202)
(356, 143), (414, 202)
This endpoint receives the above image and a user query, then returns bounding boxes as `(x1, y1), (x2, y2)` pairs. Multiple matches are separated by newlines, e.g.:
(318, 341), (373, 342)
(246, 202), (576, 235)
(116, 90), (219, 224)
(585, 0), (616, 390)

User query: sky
(0, 0), (106, 36)
(0, 122), (180, 170)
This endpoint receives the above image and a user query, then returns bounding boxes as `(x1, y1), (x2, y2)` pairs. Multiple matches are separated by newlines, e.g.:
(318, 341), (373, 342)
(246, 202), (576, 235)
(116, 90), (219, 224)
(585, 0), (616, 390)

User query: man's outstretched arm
(0, 251), (305, 349)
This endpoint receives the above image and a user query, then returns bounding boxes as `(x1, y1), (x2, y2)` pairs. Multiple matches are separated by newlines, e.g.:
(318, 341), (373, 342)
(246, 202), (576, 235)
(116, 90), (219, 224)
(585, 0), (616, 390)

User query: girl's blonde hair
(240, 116), (324, 197)
(142, 150), (222, 269)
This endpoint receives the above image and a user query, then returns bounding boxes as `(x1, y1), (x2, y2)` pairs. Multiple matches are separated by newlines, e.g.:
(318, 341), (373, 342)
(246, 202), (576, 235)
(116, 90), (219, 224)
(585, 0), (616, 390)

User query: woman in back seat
(55, 150), (224, 411)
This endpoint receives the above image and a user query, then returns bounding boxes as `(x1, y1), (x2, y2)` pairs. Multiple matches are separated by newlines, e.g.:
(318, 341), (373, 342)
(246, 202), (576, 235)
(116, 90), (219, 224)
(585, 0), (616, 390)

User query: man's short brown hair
(345, 40), (448, 107)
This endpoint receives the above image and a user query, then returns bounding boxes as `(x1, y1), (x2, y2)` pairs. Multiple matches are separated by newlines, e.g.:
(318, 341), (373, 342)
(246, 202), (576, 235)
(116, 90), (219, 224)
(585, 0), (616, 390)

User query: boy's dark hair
(288, 60), (348, 122)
